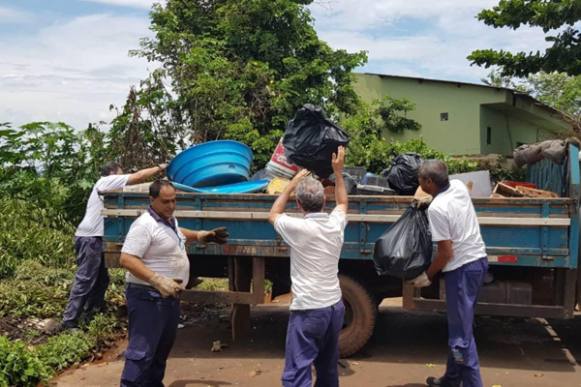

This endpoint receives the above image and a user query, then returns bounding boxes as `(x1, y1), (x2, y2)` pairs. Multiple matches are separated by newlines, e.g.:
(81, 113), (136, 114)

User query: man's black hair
(149, 179), (176, 198)
(101, 162), (122, 177)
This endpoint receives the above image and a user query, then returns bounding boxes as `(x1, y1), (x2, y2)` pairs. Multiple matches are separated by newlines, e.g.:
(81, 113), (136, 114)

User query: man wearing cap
(61, 161), (167, 329)
(119, 179), (228, 387)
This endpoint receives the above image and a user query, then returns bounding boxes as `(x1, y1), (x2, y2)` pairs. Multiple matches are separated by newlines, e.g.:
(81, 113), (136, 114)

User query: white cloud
(0, 14), (154, 128)
(0, 1), (561, 129)
(83, 0), (158, 9)
(0, 5), (30, 22)
(310, 0), (552, 82)
(309, 0), (497, 32)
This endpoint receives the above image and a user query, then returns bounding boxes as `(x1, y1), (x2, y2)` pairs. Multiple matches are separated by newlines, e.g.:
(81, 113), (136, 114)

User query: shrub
(0, 336), (50, 387)
(0, 199), (74, 278)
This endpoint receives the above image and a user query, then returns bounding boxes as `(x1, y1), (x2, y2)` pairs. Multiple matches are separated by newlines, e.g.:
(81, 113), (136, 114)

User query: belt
(125, 282), (182, 299)
(126, 282), (157, 291)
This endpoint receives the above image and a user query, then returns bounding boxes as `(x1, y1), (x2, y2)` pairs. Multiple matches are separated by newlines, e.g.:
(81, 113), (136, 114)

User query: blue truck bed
(103, 145), (581, 356)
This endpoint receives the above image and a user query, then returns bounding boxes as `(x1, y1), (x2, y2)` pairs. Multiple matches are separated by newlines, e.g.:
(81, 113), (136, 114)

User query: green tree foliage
(111, 0), (367, 169)
(0, 199), (74, 278)
(0, 122), (107, 222)
(468, 0), (581, 76)
(375, 97), (421, 133)
(108, 72), (187, 170)
(527, 72), (581, 124)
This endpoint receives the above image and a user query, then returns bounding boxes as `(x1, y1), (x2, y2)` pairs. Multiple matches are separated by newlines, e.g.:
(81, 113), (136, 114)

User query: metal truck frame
(103, 145), (581, 357)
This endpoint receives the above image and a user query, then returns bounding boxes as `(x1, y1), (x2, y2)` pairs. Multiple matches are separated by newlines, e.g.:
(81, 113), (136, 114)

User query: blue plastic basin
(173, 179), (269, 194)
(167, 141), (253, 187)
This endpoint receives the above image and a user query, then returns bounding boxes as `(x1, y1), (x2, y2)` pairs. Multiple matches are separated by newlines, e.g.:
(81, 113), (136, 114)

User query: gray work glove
(406, 272), (432, 288)
(198, 227), (229, 244)
(148, 273), (184, 298)
(412, 186), (432, 209)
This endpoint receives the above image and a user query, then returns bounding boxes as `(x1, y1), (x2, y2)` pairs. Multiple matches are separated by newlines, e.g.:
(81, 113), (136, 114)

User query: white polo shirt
(121, 210), (190, 286)
(428, 179), (487, 272)
(76, 174), (130, 237)
(274, 207), (347, 310)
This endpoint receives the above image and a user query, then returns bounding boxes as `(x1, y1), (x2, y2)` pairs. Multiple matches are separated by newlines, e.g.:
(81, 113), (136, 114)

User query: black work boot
(426, 376), (461, 387)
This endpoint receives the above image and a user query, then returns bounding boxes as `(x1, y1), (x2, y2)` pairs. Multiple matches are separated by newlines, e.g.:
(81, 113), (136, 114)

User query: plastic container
(361, 173), (390, 188)
(356, 184), (396, 196)
(266, 139), (300, 179)
(167, 141), (253, 187)
(344, 167), (367, 182)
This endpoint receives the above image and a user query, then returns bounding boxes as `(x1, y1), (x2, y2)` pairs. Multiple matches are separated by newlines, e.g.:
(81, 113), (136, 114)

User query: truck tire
(338, 274), (377, 357)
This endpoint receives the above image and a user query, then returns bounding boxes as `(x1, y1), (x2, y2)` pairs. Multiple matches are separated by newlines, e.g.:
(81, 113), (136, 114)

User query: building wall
(353, 73), (570, 156)
(479, 107), (511, 155)
(480, 105), (564, 155)
(354, 73), (507, 155)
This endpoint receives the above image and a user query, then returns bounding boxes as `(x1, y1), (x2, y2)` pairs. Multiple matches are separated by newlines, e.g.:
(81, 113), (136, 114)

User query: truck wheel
(338, 274), (377, 357)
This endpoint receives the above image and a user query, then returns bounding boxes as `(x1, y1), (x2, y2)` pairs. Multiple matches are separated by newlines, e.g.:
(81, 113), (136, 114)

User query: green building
(353, 73), (574, 155)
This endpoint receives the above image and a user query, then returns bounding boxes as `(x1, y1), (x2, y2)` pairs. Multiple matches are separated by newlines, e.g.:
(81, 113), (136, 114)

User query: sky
(0, 0), (553, 129)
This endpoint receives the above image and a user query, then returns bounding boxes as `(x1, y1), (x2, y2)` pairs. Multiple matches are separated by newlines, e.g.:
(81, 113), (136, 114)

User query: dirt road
(56, 299), (581, 387)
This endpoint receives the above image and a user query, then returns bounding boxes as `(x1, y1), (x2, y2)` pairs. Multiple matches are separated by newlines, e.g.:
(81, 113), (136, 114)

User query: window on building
(486, 126), (491, 145)
(440, 112), (448, 121)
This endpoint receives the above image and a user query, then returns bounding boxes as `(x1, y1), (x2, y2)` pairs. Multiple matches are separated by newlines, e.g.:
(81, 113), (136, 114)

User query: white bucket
(266, 139), (299, 179)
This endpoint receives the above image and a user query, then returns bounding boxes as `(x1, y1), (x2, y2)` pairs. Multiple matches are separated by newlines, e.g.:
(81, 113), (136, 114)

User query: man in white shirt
(61, 161), (167, 329)
(269, 146), (348, 387)
(409, 160), (488, 387)
(119, 180), (228, 386)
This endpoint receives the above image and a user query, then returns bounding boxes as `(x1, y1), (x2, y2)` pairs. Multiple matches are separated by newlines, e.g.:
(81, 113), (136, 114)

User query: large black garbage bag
(283, 104), (350, 178)
(373, 206), (432, 280)
(384, 153), (423, 195)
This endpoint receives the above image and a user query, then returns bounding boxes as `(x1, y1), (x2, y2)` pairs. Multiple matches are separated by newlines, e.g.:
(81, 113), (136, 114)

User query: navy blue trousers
(443, 257), (488, 387)
(121, 284), (180, 387)
(282, 300), (345, 387)
(63, 236), (109, 327)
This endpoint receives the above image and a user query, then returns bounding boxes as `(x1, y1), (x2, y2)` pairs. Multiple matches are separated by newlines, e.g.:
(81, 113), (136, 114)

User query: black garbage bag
(283, 104), (349, 178)
(373, 206), (432, 280)
(383, 153), (423, 195)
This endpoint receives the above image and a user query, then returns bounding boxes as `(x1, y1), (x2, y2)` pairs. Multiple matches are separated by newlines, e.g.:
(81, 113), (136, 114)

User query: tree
(0, 122), (109, 222)
(375, 97), (421, 133)
(527, 72), (581, 122)
(340, 97), (422, 172)
(468, 0), (581, 76)
(108, 71), (186, 171)
(115, 0), (367, 168)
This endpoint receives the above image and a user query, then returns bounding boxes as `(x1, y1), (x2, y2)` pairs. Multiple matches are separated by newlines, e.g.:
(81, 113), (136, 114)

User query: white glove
(406, 272), (432, 288)
(148, 273), (184, 298)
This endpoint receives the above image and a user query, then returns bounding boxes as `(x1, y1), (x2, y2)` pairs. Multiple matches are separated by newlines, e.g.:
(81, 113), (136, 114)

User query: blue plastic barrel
(167, 141), (253, 187)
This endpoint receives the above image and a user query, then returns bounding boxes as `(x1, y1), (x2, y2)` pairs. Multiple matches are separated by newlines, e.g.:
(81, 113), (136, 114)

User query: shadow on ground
(170, 302), (581, 376)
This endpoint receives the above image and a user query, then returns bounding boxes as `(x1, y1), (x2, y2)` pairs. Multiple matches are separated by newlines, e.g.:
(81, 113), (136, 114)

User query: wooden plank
(103, 209), (571, 226)
(104, 242), (122, 268)
(494, 182), (524, 197)
(251, 257), (265, 304)
(103, 191), (573, 205)
(231, 257), (252, 341)
(516, 186), (559, 198)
